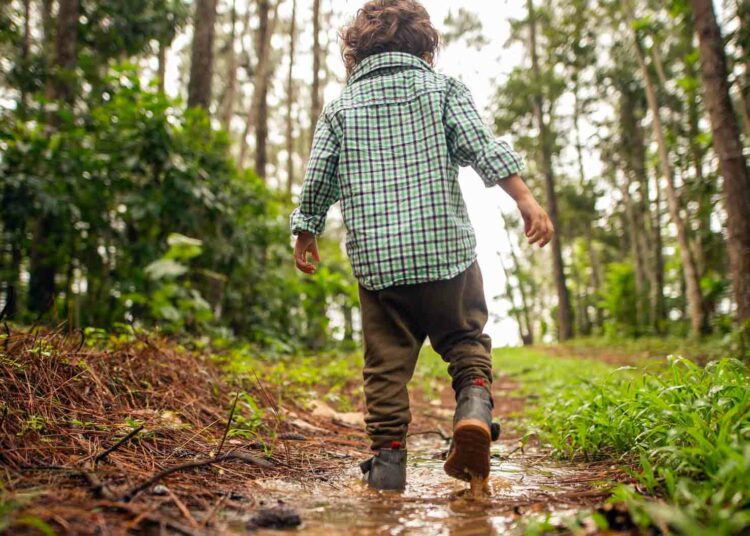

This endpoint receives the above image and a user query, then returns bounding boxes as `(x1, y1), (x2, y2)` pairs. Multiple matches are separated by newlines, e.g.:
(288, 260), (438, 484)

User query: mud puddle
(218, 434), (615, 535)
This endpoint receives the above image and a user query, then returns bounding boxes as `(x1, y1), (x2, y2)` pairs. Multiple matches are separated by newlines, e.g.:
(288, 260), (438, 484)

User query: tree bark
(527, 0), (574, 340)
(187, 0), (218, 111)
(285, 0), (297, 196)
(619, 87), (652, 333)
(624, 0), (706, 336)
(310, 0), (323, 140)
(157, 41), (167, 93)
(30, 0), (80, 315)
(239, 0), (280, 175)
(220, 0), (238, 130)
(691, 0), (750, 323)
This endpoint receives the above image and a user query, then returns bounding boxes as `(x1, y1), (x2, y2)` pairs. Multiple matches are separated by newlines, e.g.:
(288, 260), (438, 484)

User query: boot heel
(443, 419), (491, 482)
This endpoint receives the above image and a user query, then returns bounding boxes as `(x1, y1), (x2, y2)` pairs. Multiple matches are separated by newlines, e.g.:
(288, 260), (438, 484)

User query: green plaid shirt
(290, 52), (524, 291)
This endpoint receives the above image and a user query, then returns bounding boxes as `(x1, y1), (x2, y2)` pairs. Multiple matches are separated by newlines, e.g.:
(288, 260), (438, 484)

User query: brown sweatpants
(358, 261), (493, 450)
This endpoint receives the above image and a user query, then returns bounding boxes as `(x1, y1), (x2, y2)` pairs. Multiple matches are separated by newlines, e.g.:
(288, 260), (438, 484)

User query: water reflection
(222, 435), (601, 535)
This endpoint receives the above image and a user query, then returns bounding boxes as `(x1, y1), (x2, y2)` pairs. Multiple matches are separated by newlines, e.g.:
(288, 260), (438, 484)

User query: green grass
(556, 334), (748, 364)
(494, 347), (750, 535)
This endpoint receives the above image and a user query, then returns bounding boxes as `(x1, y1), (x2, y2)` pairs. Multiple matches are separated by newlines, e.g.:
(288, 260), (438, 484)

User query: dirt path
(3, 333), (632, 535)
(216, 375), (628, 535)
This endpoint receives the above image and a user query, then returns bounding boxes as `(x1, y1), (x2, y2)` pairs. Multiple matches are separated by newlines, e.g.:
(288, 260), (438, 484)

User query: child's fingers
(294, 250), (316, 274)
(310, 242), (321, 262)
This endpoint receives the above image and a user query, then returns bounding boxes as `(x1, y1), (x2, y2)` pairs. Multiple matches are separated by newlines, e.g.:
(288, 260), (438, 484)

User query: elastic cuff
(290, 209), (325, 236)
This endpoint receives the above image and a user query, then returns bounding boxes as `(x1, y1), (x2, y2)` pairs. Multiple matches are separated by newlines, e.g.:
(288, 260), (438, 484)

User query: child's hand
(516, 195), (554, 248)
(294, 232), (320, 274)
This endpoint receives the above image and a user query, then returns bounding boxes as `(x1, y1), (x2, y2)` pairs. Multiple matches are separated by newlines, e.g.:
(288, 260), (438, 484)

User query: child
(291, 0), (553, 491)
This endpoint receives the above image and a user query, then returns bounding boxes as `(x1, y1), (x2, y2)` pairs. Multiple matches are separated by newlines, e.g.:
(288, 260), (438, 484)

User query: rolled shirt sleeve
(444, 79), (525, 186)
(290, 111), (341, 236)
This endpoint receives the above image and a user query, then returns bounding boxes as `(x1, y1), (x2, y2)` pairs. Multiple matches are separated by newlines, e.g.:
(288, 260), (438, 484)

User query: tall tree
(187, 0), (218, 110)
(527, 0), (574, 340)
(219, 0), (239, 129)
(285, 0), (297, 195)
(310, 0), (323, 136)
(239, 0), (280, 176)
(29, 0), (80, 314)
(691, 0), (750, 323)
(623, 0), (706, 336)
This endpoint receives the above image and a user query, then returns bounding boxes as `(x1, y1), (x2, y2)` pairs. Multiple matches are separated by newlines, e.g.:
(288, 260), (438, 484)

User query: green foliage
(137, 233), (212, 332)
(600, 262), (639, 337)
(498, 348), (750, 532)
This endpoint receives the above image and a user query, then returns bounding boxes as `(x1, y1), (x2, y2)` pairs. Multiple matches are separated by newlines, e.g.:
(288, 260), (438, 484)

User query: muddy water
(221, 435), (608, 535)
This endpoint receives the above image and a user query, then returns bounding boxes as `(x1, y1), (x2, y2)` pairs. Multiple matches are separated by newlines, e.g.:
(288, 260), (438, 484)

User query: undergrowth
(496, 348), (750, 535)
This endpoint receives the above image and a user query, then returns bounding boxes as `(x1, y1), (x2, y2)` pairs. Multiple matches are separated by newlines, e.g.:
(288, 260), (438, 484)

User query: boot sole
(443, 419), (491, 482)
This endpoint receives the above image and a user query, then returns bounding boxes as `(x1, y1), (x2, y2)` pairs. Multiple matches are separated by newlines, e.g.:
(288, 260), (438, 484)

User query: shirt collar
(347, 52), (433, 85)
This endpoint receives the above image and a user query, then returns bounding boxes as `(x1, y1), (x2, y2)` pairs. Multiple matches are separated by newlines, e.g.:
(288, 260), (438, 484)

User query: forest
(1, 0), (749, 535)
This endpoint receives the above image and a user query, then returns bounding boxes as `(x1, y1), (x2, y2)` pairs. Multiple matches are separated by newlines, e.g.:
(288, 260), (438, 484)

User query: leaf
(144, 259), (188, 280)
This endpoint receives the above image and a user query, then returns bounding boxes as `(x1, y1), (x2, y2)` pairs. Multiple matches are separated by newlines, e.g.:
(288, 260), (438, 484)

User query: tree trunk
(220, 0), (238, 130)
(691, 0), (750, 323)
(527, 0), (574, 341)
(310, 0), (323, 139)
(501, 212), (534, 344)
(285, 0), (297, 196)
(255, 0), (272, 179)
(157, 41), (167, 93)
(619, 87), (652, 333)
(624, 0), (706, 336)
(187, 0), (218, 110)
(650, 172), (667, 332)
(239, 0), (280, 174)
(30, 0), (79, 316)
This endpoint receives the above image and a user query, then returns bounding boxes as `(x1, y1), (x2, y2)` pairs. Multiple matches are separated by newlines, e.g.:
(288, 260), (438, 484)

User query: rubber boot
(359, 445), (407, 491)
(444, 379), (499, 482)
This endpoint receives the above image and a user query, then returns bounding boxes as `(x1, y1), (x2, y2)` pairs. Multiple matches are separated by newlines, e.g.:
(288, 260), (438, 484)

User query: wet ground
(217, 377), (621, 535)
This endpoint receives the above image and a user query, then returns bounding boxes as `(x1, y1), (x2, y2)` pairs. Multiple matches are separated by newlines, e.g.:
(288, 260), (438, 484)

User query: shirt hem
(356, 254), (478, 292)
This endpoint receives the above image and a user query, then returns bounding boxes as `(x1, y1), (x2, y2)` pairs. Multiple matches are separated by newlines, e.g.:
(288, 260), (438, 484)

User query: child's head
(340, 0), (440, 76)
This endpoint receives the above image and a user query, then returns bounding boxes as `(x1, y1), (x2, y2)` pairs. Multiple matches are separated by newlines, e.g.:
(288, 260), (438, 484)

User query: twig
(75, 327), (86, 353)
(94, 425), (145, 464)
(216, 392), (240, 456)
(119, 451), (273, 502)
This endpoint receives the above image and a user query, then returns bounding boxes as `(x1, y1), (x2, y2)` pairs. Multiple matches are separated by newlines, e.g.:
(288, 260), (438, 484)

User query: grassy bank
(494, 347), (750, 535)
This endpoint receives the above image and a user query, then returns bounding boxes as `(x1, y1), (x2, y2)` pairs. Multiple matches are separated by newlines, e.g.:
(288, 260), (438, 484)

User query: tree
(187, 0), (218, 110)
(28, 0), (80, 315)
(527, 0), (574, 340)
(285, 0), (297, 196)
(238, 0), (281, 176)
(310, 0), (322, 136)
(623, 0), (707, 336)
(690, 0), (750, 323)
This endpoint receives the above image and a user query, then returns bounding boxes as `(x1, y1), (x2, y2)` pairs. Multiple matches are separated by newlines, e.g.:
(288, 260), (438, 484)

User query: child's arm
(444, 79), (553, 248)
(291, 113), (341, 273)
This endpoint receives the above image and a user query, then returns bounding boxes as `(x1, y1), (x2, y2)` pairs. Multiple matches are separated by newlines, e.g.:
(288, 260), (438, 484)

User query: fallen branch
(119, 451), (273, 502)
(95, 425), (145, 464)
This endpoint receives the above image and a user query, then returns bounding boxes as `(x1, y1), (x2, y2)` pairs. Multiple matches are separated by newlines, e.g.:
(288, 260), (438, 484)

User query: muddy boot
(444, 380), (498, 482)
(359, 445), (407, 491)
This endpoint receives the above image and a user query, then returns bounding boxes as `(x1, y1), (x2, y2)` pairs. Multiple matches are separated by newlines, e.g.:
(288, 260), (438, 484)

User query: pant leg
(359, 284), (426, 450)
(413, 261), (493, 396)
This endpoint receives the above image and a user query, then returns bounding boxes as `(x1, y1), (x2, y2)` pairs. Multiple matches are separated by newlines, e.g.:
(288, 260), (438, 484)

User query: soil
(1, 330), (634, 535)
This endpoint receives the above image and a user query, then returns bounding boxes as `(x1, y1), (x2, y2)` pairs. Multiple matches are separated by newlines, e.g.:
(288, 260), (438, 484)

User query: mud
(217, 377), (622, 535)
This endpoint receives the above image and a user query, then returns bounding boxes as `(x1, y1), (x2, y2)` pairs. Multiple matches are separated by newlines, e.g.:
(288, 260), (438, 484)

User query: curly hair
(339, 0), (440, 76)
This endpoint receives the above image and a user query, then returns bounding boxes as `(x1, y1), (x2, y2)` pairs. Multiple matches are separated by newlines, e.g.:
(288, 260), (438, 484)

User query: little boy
(291, 0), (553, 491)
